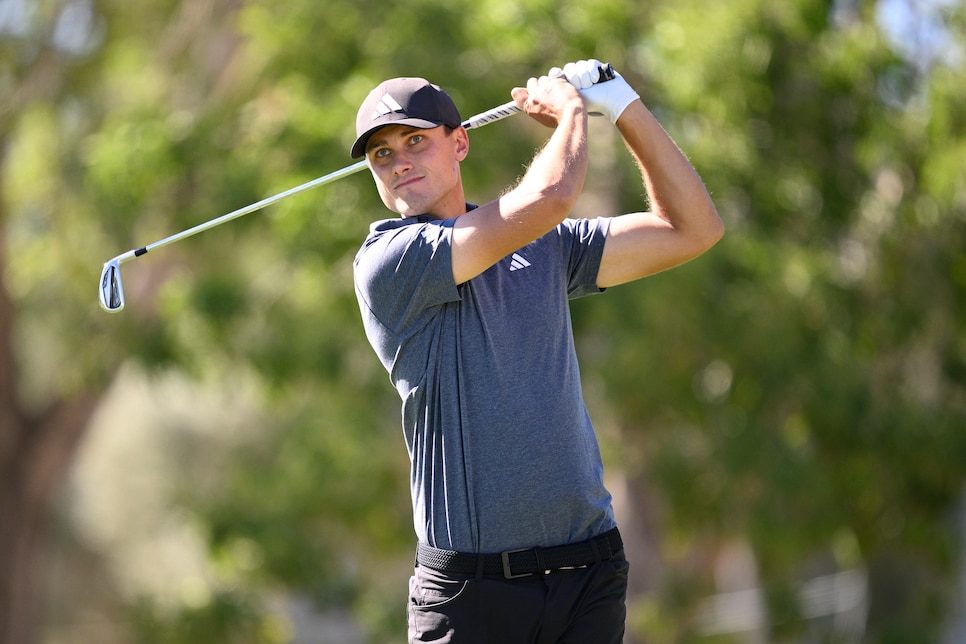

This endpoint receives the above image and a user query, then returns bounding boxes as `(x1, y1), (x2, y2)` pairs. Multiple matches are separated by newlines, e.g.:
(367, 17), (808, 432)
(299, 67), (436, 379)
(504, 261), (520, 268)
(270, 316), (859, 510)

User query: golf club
(99, 64), (615, 312)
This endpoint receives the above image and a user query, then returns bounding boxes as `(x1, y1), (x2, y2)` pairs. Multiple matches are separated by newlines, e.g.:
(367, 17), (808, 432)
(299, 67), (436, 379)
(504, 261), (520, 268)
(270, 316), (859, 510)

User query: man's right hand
(510, 74), (586, 129)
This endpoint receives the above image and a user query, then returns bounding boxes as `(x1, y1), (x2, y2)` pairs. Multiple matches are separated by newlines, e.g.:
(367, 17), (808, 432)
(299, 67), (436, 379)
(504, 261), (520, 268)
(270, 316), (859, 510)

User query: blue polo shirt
(353, 211), (616, 553)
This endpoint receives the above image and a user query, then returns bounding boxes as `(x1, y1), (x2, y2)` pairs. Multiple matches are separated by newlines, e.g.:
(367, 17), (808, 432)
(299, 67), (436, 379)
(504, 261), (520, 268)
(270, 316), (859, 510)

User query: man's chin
(379, 197), (411, 217)
(395, 201), (421, 218)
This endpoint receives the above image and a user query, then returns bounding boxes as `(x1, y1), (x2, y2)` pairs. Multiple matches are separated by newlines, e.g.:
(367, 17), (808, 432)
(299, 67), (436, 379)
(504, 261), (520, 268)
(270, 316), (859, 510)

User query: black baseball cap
(351, 77), (462, 159)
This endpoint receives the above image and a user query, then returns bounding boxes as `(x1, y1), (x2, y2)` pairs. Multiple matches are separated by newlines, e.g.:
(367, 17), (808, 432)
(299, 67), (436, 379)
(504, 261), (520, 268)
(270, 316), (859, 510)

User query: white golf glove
(550, 59), (640, 124)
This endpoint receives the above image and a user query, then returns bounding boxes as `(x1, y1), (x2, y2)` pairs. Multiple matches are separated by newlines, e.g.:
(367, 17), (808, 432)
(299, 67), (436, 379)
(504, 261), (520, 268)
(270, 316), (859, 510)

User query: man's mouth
(394, 176), (423, 191)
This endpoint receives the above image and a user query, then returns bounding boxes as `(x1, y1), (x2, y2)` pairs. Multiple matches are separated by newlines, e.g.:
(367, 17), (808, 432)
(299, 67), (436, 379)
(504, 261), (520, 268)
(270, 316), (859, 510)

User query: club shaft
(118, 160), (365, 262)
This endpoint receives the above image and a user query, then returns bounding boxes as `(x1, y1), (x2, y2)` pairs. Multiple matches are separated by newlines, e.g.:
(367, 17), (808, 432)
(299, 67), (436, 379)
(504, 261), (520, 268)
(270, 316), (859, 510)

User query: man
(350, 60), (723, 643)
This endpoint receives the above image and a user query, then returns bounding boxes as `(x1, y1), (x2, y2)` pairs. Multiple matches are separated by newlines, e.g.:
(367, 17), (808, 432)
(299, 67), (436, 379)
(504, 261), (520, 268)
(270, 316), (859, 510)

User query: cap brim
(350, 118), (444, 159)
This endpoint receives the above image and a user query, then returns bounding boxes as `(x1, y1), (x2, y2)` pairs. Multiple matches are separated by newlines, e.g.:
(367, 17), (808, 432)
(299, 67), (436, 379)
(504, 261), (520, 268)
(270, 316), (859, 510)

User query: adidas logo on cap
(370, 93), (404, 121)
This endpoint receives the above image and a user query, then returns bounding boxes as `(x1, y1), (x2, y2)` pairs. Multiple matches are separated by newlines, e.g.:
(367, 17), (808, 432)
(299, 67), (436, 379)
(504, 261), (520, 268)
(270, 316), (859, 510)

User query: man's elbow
(691, 205), (725, 254)
(545, 180), (583, 213)
(525, 183), (581, 223)
(706, 210), (726, 247)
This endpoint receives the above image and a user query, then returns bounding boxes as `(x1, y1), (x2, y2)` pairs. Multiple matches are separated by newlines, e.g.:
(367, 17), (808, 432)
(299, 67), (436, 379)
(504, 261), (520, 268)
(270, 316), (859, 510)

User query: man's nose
(392, 149), (413, 173)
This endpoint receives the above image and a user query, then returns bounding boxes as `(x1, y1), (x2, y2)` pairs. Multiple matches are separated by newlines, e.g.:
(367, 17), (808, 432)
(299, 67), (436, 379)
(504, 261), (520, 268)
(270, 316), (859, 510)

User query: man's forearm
(510, 104), (590, 217)
(617, 100), (721, 242)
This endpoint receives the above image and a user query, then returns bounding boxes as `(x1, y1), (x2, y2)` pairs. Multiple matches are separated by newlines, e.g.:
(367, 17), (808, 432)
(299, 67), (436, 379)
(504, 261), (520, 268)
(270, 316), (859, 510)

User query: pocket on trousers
(608, 554), (630, 580)
(408, 569), (475, 642)
(409, 567), (471, 610)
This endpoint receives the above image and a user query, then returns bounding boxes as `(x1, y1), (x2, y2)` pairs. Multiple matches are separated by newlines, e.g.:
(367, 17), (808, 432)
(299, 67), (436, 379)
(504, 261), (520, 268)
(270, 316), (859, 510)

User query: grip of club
(462, 63), (616, 130)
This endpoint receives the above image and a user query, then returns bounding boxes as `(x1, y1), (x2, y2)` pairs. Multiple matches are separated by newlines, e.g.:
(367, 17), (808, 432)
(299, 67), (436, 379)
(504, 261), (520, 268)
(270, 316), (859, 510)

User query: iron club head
(99, 258), (124, 312)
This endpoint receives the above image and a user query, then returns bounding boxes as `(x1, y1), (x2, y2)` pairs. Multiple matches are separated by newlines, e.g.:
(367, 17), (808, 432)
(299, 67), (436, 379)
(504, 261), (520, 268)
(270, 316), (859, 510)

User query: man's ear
(454, 126), (469, 162)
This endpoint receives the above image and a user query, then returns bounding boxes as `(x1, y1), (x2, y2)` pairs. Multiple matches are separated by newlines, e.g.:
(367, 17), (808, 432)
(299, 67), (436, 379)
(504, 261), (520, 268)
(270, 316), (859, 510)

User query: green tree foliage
(2, 0), (964, 642)
(575, 0), (966, 640)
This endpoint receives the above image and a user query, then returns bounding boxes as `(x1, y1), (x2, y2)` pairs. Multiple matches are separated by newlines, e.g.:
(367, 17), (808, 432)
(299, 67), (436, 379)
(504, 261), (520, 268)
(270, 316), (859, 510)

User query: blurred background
(2, 0), (964, 642)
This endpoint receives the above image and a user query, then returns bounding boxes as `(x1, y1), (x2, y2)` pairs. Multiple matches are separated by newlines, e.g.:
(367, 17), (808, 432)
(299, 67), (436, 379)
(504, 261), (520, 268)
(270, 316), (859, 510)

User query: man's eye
(374, 148), (390, 159)
(409, 134), (424, 145)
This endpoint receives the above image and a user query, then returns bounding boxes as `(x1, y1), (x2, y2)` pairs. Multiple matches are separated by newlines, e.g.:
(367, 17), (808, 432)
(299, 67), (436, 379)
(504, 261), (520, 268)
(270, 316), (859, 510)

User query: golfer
(351, 60), (723, 643)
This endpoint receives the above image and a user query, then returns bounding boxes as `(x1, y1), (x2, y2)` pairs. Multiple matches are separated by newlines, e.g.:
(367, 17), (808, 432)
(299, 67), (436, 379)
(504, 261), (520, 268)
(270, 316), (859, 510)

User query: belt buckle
(501, 548), (534, 579)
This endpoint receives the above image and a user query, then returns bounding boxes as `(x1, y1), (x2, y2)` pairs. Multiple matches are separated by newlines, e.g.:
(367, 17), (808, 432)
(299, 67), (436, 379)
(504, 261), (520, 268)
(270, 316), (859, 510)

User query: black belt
(416, 527), (623, 580)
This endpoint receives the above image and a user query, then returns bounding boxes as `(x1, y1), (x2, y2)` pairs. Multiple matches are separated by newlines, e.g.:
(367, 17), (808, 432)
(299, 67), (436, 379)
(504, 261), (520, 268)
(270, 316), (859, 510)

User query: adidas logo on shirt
(371, 93), (404, 120)
(509, 253), (532, 272)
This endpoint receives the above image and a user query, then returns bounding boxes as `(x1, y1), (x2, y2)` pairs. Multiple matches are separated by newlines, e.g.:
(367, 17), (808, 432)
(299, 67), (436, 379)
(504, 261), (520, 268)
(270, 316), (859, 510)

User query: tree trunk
(0, 153), (101, 644)
(0, 395), (99, 644)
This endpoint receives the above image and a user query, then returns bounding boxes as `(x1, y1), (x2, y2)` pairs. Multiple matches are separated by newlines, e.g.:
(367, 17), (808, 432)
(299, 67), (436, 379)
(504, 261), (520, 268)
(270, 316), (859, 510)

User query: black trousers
(407, 551), (629, 643)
